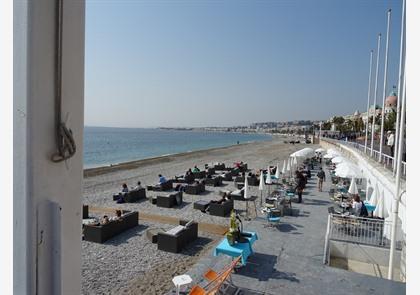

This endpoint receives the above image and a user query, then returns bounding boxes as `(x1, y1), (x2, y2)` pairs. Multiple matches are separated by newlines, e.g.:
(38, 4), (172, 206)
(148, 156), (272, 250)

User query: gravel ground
(82, 136), (310, 294)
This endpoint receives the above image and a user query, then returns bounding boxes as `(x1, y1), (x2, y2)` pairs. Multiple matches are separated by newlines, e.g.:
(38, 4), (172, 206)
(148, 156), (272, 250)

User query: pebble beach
(82, 136), (308, 294)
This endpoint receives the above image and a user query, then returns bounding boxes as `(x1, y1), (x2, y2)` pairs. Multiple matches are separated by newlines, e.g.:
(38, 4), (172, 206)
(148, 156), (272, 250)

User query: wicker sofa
(234, 176), (259, 187)
(203, 175), (223, 187)
(192, 171), (206, 179)
(172, 174), (195, 184)
(83, 211), (139, 243)
(113, 188), (146, 203)
(156, 191), (183, 208)
(185, 182), (205, 195)
(208, 199), (234, 217)
(147, 180), (173, 191)
(157, 220), (198, 253)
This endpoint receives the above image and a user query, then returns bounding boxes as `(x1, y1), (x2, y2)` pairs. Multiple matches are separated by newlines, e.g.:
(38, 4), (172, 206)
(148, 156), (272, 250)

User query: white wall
(14, 0), (85, 294)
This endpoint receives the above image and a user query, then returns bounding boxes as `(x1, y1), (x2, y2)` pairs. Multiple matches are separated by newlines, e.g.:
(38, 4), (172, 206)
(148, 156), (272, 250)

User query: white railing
(323, 213), (402, 264)
(321, 137), (406, 177)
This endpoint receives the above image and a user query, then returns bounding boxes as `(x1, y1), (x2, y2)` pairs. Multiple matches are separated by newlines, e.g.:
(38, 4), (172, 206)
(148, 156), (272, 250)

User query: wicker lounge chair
(185, 182), (205, 195)
(208, 199), (233, 217)
(157, 220), (198, 253)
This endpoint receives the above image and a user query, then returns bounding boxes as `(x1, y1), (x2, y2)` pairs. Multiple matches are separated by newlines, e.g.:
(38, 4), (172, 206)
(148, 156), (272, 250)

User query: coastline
(83, 139), (273, 178)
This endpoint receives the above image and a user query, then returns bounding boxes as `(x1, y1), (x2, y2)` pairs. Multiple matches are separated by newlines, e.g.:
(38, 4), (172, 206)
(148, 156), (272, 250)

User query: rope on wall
(51, 0), (76, 163)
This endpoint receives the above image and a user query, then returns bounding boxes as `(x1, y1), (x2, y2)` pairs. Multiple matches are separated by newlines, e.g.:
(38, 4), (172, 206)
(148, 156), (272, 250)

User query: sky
(84, 0), (404, 128)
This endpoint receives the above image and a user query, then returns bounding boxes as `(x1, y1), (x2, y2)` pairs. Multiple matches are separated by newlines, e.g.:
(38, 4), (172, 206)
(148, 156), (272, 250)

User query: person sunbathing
(100, 215), (110, 225)
(192, 166), (200, 173)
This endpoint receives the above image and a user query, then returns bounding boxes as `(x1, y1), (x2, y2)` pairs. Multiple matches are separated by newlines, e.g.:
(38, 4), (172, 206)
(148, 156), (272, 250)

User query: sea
(83, 126), (272, 168)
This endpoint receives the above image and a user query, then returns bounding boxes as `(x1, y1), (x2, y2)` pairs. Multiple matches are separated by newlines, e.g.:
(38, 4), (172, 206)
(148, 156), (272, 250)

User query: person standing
(317, 168), (326, 192)
(386, 131), (395, 156)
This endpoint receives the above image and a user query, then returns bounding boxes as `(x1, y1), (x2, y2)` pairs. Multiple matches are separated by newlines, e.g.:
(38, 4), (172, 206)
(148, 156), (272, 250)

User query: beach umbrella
(281, 159), (286, 175)
(266, 167), (272, 185)
(286, 158), (291, 171)
(258, 172), (265, 205)
(244, 177), (251, 220)
(348, 178), (358, 195)
(327, 149), (341, 157)
(331, 156), (347, 164)
(334, 162), (363, 178)
(373, 188), (388, 219)
(368, 182), (379, 205)
(275, 163), (280, 179)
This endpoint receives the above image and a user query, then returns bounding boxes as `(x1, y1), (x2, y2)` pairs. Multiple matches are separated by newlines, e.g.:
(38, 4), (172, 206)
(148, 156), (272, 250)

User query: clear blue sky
(84, 0), (403, 128)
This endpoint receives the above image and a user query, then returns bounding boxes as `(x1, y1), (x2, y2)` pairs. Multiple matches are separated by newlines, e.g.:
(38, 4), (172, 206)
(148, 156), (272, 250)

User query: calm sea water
(83, 127), (272, 168)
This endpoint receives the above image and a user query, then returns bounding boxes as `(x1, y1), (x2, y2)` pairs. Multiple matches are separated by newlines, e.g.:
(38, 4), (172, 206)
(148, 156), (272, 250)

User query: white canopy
(286, 158), (291, 172)
(334, 162), (363, 178)
(348, 177), (358, 195)
(266, 166), (272, 184)
(315, 148), (326, 154)
(327, 149), (342, 157)
(323, 153), (335, 159)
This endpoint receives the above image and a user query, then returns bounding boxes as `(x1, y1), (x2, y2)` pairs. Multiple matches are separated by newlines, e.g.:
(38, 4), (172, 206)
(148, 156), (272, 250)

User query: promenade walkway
(178, 165), (405, 295)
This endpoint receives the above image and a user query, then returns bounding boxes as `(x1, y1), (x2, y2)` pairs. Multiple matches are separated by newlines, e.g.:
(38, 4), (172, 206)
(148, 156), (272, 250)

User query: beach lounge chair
(147, 180), (173, 191)
(204, 176), (223, 187)
(189, 256), (241, 295)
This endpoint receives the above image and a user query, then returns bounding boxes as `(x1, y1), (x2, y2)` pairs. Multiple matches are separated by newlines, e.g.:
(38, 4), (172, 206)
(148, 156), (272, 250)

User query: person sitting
(158, 174), (167, 184)
(134, 181), (142, 190)
(192, 166), (200, 173)
(115, 183), (129, 203)
(185, 168), (193, 176)
(110, 210), (122, 221)
(350, 195), (363, 216)
(121, 183), (129, 193)
(175, 183), (187, 192)
(100, 215), (110, 225)
(209, 195), (228, 205)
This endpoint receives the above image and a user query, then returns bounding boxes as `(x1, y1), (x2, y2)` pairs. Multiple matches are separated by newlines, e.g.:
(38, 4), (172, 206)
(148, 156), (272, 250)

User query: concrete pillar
(14, 0), (85, 294)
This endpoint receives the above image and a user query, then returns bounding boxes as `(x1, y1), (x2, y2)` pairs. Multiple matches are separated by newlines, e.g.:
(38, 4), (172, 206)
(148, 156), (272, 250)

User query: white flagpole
(370, 33), (381, 157)
(364, 50), (374, 153)
(388, 67), (405, 280)
(379, 9), (392, 163)
(393, 0), (406, 173)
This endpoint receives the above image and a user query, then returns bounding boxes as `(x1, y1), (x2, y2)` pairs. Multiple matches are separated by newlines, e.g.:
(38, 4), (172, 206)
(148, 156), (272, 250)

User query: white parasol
(275, 163), (280, 179)
(244, 177), (250, 199)
(331, 156), (347, 164)
(266, 166), (272, 184)
(258, 172), (265, 191)
(334, 162), (363, 179)
(281, 159), (287, 174)
(373, 188), (388, 218)
(348, 177), (358, 195)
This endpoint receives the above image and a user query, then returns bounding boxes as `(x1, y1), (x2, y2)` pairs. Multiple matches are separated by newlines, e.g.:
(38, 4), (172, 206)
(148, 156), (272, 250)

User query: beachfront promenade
(181, 168), (405, 295)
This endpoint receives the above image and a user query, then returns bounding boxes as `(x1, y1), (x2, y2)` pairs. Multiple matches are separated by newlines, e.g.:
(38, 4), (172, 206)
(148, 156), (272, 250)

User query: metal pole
(370, 33), (381, 157)
(393, 0), (406, 173)
(379, 9), (392, 163)
(364, 50), (374, 153)
(388, 68), (405, 280)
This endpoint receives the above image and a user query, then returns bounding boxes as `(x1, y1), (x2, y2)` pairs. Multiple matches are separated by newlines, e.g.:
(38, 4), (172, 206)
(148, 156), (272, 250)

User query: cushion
(165, 225), (185, 236)
(185, 219), (194, 227)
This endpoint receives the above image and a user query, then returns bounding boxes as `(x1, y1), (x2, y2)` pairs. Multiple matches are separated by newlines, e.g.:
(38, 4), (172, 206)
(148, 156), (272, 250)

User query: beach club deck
(175, 166), (405, 295)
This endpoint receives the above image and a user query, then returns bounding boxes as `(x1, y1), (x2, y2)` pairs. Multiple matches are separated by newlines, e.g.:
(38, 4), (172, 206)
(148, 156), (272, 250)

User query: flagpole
(370, 33), (381, 157)
(364, 50), (374, 153)
(393, 0), (406, 173)
(388, 67), (405, 280)
(379, 9), (392, 163)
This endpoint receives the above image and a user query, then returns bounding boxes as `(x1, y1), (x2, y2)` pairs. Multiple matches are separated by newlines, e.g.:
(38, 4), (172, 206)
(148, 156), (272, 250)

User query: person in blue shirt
(158, 174), (167, 184)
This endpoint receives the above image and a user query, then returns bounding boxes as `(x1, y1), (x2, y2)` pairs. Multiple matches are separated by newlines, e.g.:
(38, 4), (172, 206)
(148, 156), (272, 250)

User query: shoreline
(83, 139), (275, 178)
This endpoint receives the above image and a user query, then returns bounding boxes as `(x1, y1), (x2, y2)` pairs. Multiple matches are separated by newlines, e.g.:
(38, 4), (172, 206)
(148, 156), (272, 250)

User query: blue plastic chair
(266, 210), (280, 227)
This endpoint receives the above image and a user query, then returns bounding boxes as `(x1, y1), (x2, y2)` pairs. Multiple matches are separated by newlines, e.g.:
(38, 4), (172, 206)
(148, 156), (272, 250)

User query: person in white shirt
(351, 195), (363, 216)
(387, 131), (395, 155)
